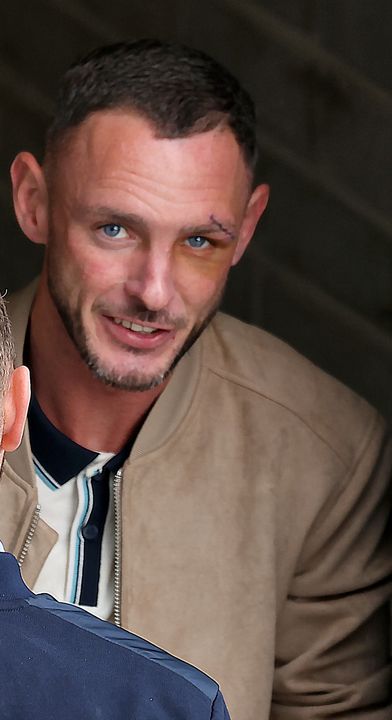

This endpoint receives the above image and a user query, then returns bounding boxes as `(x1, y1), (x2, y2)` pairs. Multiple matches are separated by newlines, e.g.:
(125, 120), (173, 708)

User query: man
(2, 39), (391, 718)
(0, 295), (230, 719)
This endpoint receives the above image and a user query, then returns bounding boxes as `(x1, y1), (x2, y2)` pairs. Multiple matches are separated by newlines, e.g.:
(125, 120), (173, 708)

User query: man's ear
(10, 152), (49, 246)
(232, 183), (269, 266)
(1, 366), (30, 452)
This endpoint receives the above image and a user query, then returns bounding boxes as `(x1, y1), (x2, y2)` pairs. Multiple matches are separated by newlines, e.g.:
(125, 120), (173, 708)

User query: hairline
(44, 105), (255, 191)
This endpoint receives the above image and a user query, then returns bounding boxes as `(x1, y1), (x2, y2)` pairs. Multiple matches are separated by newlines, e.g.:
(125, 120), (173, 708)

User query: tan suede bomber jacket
(1, 282), (392, 719)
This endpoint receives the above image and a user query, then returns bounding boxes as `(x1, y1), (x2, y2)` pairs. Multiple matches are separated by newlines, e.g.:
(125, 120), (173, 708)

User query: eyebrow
(73, 204), (149, 236)
(73, 204), (236, 242)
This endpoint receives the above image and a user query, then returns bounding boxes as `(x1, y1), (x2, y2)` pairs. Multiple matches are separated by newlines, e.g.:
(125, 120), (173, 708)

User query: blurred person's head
(0, 296), (29, 465)
(11, 39), (269, 392)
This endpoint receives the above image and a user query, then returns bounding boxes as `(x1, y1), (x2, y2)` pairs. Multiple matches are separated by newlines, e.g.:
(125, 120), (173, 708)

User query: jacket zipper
(113, 469), (123, 627)
(16, 477), (123, 623)
(17, 504), (41, 567)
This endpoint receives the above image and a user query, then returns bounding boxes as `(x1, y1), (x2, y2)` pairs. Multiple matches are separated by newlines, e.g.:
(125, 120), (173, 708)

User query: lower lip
(101, 315), (175, 350)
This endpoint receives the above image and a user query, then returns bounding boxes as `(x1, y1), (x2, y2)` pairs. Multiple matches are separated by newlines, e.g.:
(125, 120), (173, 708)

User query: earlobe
(1, 366), (30, 453)
(10, 152), (49, 246)
(232, 183), (270, 266)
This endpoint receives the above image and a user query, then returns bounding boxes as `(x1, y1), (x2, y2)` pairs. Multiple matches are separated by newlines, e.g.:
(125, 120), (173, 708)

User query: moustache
(95, 300), (188, 331)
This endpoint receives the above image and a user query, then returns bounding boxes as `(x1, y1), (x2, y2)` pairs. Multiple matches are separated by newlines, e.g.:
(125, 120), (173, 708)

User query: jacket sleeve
(211, 689), (231, 720)
(272, 416), (392, 718)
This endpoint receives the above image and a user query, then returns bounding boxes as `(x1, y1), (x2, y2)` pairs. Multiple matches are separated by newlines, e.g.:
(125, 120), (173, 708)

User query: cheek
(175, 256), (231, 311)
(66, 241), (122, 291)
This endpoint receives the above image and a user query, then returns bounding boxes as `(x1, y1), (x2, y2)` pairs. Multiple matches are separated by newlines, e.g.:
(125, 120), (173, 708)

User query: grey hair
(0, 294), (15, 399)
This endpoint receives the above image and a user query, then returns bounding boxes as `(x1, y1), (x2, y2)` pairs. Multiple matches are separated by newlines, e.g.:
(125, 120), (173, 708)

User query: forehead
(49, 110), (251, 217)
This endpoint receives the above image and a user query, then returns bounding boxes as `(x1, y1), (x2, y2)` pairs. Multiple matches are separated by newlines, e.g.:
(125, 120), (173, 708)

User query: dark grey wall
(1, 1), (391, 416)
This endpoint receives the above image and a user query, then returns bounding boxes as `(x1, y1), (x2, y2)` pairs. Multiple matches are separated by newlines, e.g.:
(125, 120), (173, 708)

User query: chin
(84, 349), (175, 392)
(91, 366), (169, 392)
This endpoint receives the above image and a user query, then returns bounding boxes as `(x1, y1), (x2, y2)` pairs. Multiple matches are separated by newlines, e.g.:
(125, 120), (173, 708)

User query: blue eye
(101, 224), (127, 239)
(185, 236), (210, 249)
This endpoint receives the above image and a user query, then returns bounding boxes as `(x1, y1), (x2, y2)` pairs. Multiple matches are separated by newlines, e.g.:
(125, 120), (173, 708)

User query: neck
(29, 281), (166, 453)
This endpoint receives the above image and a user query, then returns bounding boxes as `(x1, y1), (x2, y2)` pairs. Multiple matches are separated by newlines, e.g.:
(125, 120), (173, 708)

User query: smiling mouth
(112, 318), (159, 334)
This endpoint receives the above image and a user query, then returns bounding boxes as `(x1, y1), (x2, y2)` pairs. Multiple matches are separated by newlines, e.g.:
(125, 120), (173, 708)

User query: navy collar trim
(28, 395), (132, 485)
(28, 395), (97, 484)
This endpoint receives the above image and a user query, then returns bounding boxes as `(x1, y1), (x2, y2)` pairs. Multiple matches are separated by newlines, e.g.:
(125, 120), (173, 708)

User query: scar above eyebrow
(209, 214), (236, 241)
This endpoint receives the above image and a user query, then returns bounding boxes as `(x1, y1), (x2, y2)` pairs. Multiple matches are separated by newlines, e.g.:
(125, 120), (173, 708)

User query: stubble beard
(47, 266), (223, 392)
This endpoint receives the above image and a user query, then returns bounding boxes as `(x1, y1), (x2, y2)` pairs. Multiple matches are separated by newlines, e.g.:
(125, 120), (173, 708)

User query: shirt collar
(28, 394), (97, 483)
(28, 394), (132, 484)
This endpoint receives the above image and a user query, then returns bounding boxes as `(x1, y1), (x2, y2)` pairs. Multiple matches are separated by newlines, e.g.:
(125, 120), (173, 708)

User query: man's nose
(124, 246), (175, 311)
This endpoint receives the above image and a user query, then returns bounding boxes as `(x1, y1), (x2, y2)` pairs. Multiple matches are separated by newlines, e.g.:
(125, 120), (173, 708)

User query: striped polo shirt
(28, 395), (132, 619)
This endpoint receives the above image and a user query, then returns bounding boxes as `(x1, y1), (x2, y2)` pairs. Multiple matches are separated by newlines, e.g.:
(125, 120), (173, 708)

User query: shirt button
(82, 524), (99, 540)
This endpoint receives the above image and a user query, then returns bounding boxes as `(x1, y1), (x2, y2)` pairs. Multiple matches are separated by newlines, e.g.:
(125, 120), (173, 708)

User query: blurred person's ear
(1, 367), (30, 452)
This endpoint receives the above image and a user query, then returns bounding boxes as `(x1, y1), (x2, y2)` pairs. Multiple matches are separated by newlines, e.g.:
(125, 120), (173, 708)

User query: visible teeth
(113, 318), (156, 334)
(131, 323), (155, 334)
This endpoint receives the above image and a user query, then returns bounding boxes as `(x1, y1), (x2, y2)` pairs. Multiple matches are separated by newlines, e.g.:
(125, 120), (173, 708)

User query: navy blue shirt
(0, 553), (230, 720)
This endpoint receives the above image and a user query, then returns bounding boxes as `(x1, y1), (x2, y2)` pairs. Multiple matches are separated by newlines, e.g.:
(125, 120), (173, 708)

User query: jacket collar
(129, 342), (202, 462)
(6, 278), (203, 472)
(0, 552), (34, 599)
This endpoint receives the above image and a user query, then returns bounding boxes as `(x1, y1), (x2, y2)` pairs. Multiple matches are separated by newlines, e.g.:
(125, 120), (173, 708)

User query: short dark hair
(0, 296), (15, 399)
(45, 38), (257, 172)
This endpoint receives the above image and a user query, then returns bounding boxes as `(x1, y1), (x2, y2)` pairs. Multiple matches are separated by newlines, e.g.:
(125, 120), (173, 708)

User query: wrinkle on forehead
(48, 109), (251, 215)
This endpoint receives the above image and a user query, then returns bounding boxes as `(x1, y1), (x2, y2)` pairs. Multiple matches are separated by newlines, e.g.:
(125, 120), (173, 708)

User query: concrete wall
(1, 0), (391, 416)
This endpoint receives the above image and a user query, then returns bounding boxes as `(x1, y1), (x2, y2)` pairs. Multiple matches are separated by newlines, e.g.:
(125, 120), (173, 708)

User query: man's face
(42, 110), (262, 390)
